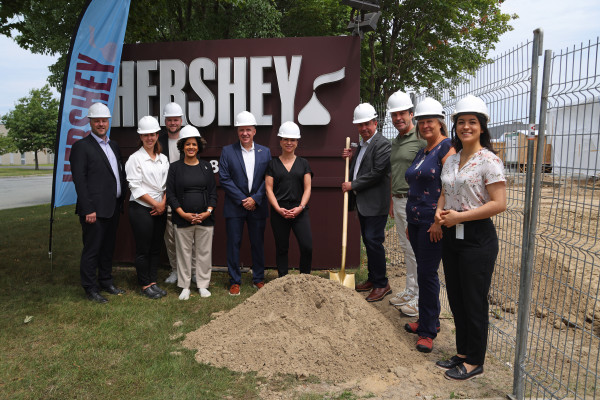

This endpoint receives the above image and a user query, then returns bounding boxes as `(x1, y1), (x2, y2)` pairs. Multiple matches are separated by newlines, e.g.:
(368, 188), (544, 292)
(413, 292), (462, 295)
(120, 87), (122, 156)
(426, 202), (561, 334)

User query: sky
(0, 0), (599, 116)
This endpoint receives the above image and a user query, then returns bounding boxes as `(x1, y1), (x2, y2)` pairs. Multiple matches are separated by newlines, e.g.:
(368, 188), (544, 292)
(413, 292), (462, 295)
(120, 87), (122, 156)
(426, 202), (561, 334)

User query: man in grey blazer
(342, 103), (392, 302)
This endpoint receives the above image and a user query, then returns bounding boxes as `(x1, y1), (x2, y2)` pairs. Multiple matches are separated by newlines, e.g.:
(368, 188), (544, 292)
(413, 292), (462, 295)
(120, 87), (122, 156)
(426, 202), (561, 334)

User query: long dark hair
(451, 113), (496, 154)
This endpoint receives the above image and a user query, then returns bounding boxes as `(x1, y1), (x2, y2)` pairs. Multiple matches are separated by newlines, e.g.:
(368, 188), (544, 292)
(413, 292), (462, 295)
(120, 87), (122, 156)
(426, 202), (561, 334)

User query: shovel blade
(329, 270), (355, 289)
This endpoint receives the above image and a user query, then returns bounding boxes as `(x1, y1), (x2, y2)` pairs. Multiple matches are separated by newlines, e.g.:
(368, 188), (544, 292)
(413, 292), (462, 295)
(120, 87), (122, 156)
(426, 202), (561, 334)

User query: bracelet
(207, 209), (213, 214)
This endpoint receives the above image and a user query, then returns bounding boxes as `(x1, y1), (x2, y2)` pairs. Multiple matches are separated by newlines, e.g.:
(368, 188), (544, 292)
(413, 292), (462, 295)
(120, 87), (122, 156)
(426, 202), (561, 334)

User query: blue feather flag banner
(51, 0), (131, 208)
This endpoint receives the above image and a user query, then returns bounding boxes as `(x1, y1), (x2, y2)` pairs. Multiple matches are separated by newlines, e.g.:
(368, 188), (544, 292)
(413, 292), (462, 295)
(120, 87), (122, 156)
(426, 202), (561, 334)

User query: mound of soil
(183, 274), (409, 381)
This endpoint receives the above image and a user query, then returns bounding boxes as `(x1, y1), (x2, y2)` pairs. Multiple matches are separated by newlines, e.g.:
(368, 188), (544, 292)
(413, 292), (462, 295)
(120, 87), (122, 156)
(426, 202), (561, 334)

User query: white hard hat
(387, 91), (413, 113)
(414, 97), (445, 119)
(163, 102), (184, 117)
(179, 125), (201, 140)
(352, 103), (378, 124)
(234, 111), (257, 127)
(87, 103), (111, 119)
(137, 116), (161, 134)
(451, 95), (489, 122)
(277, 121), (301, 139)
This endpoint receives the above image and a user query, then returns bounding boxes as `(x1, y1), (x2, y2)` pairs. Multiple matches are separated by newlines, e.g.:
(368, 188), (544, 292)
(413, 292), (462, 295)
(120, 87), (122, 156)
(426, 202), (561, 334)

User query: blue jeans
(408, 223), (441, 339)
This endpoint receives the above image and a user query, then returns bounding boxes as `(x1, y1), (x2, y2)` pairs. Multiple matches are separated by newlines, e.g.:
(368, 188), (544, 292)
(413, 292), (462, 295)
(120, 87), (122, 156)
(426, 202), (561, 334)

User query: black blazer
(166, 159), (218, 227)
(69, 134), (126, 218)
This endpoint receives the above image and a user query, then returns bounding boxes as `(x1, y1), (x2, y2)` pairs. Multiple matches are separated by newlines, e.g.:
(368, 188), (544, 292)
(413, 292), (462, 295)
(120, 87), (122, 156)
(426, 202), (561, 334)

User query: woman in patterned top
(404, 98), (456, 353)
(435, 95), (506, 381)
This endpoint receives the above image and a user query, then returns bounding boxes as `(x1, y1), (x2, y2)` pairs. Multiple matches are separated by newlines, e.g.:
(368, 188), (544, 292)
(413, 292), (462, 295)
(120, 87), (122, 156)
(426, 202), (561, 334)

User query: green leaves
(361, 0), (514, 102)
(1, 0), (514, 106)
(1, 85), (59, 168)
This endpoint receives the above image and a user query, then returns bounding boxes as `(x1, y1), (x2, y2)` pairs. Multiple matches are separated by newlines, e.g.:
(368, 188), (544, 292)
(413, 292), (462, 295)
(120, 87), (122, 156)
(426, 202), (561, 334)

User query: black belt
(393, 193), (408, 199)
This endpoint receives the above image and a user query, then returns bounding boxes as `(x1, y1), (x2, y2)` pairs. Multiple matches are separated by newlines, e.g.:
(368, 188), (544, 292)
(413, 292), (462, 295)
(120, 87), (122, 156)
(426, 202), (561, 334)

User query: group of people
(346, 92), (506, 381)
(70, 91), (505, 382)
(70, 103), (313, 303)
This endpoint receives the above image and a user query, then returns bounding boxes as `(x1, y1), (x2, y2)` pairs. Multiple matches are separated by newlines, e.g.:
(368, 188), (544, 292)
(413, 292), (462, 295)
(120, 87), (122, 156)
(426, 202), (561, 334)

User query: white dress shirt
(241, 142), (255, 192)
(125, 147), (170, 207)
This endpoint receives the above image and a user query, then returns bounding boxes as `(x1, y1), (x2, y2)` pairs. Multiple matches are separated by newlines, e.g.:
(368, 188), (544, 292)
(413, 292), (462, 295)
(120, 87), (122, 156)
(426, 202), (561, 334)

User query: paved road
(0, 175), (53, 210)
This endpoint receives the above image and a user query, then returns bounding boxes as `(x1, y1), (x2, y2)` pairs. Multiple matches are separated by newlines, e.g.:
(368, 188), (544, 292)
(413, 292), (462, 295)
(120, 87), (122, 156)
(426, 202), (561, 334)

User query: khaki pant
(392, 197), (418, 297)
(174, 224), (213, 289)
(164, 207), (178, 271)
(165, 206), (195, 273)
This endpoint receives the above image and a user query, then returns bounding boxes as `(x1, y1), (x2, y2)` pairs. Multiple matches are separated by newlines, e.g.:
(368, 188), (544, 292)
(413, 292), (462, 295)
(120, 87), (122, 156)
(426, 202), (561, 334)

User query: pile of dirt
(183, 274), (409, 381)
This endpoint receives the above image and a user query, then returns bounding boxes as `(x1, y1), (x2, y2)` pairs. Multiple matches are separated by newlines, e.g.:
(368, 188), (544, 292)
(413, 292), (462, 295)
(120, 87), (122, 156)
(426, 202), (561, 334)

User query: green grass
(0, 167), (53, 177)
(0, 204), (364, 399)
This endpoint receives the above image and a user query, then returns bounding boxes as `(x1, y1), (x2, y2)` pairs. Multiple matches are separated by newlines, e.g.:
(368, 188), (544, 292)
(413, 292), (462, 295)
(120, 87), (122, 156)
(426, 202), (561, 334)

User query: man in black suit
(70, 102), (127, 303)
(342, 103), (392, 302)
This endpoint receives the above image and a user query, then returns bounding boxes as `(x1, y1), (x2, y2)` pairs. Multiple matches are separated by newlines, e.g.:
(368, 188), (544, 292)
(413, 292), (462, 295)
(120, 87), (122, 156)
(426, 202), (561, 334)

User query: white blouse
(125, 147), (170, 207)
(441, 148), (505, 211)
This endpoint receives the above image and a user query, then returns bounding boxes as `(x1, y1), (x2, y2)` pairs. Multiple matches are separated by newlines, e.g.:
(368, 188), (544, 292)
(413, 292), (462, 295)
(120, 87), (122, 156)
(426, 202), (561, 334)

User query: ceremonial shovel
(329, 137), (355, 289)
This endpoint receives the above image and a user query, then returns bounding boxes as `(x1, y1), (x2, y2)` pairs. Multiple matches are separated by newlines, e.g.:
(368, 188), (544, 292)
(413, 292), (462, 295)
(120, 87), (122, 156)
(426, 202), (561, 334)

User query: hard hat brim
(353, 116), (377, 124)
(451, 111), (489, 123)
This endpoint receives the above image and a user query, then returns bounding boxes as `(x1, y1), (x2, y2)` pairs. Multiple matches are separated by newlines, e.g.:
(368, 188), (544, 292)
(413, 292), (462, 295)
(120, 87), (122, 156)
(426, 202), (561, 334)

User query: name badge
(456, 223), (464, 240)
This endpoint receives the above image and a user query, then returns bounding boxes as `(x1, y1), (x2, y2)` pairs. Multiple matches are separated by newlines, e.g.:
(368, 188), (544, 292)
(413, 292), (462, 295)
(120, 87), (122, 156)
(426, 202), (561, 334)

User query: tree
(1, 85), (59, 169)
(360, 0), (515, 102)
(0, 135), (17, 156)
(1, 0), (514, 101)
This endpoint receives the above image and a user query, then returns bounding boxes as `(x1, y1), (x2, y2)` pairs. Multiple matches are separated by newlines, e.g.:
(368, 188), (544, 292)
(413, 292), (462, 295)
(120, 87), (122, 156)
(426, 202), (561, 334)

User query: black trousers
(358, 213), (388, 288)
(128, 201), (167, 287)
(79, 204), (120, 293)
(442, 218), (498, 366)
(270, 208), (312, 276)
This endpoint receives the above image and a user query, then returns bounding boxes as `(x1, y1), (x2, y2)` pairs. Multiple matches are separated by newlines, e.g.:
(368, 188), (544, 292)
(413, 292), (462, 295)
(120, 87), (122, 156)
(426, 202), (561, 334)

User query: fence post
(511, 28), (544, 400)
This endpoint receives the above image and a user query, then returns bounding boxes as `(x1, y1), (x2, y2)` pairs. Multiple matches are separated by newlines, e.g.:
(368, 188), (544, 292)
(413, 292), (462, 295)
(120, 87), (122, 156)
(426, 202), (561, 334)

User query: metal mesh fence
(376, 35), (599, 399)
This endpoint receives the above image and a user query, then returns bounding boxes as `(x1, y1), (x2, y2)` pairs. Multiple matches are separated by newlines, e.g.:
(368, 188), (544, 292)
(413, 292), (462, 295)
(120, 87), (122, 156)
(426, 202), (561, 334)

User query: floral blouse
(441, 148), (506, 211)
(406, 138), (453, 224)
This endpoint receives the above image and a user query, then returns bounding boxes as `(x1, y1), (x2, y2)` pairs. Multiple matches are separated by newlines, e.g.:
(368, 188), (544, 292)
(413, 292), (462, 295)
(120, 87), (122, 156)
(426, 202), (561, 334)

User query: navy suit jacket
(70, 134), (126, 218)
(219, 141), (271, 219)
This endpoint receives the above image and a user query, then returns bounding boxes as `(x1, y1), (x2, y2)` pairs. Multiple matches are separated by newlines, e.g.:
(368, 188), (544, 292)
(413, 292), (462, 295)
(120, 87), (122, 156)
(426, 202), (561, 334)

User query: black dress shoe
(436, 355), (466, 370)
(87, 291), (108, 303)
(151, 284), (167, 296)
(444, 364), (484, 381)
(101, 285), (126, 295)
(141, 286), (162, 299)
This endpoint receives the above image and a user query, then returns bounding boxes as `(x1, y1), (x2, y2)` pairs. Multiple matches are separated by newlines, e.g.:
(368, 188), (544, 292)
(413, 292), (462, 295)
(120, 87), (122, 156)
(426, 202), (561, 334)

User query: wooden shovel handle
(341, 137), (350, 272)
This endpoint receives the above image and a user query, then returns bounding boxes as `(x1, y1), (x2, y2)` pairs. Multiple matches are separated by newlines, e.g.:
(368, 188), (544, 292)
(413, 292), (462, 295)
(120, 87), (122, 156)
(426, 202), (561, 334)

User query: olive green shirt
(390, 127), (426, 195)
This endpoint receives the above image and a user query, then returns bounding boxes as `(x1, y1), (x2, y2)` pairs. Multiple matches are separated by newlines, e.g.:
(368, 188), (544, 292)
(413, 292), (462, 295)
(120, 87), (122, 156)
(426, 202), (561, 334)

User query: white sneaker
(179, 288), (190, 300)
(199, 288), (211, 298)
(165, 271), (178, 284)
(389, 288), (415, 306)
(400, 298), (419, 317)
